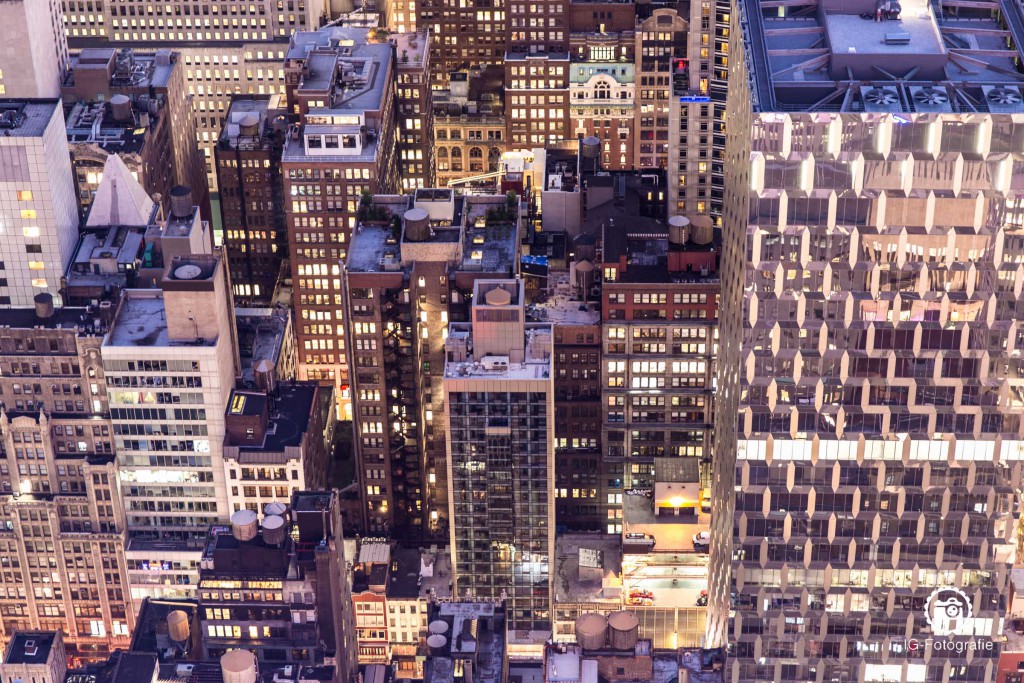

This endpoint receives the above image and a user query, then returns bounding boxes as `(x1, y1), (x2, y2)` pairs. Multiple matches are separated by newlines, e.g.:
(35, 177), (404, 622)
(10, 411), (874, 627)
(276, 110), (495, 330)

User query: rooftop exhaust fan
(987, 87), (1022, 105)
(864, 88), (899, 106)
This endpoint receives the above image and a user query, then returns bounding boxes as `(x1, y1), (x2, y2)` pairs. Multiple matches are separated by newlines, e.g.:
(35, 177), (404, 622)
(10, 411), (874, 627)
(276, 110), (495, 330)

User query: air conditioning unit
(860, 86), (902, 113)
(983, 85), (1024, 113)
(909, 86), (951, 113)
(175, 664), (195, 677)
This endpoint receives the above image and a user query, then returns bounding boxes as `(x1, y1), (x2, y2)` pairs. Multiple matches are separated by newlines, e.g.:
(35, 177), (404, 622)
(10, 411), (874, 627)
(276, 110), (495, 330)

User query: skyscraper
(444, 279), (554, 640)
(714, 0), (1024, 679)
(0, 99), (80, 308)
(0, 0), (68, 98)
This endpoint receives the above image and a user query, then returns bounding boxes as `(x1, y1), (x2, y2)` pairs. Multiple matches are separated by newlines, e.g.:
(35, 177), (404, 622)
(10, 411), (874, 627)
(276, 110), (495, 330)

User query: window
(16, 191), (32, 201)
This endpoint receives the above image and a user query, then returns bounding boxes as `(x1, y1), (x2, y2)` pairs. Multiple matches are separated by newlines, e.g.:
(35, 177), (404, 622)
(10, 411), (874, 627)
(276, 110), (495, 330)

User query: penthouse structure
(0, 100), (80, 308)
(713, 0), (1024, 679)
(345, 190), (521, 538)
(282, 27), (399, 415)
(444, 279), (554, 640)
(62, 0), (328, 191)
(215, 96), (287, 305)
(62, 47), (208, 221)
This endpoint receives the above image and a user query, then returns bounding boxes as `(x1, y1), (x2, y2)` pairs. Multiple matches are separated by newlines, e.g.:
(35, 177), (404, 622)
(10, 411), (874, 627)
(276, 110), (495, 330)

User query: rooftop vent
(984, 85), (1024, 112)
(23, 640), (38, 657)
(910, 86), (951, 113)
(884, 32), (911, 45)
(861, 86), (901, 113)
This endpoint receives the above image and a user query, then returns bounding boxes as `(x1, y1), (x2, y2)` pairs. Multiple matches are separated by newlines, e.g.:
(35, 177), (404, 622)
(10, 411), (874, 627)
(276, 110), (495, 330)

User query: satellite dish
(174, 264), (203, 280)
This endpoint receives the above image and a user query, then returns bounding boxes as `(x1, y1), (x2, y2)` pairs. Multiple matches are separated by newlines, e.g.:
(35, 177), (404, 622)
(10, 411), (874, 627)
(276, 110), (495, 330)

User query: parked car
(693, 531), (710, 551)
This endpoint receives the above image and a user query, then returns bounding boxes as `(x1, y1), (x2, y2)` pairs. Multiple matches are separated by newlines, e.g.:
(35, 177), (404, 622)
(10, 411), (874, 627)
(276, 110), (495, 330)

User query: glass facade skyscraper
(715, 0), (1024, 679)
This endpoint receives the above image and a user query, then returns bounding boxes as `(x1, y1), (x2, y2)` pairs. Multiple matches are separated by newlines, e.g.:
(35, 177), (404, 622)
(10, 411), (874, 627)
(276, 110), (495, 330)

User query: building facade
(715, 0), (1024, 678)
(0, 312), (133, 664)
(0, 0), (68, 98)
(0, 100), (80, 309)
(215, 96), (287, 305)
(282, 27), (399, 415)
(444, 279), (555, 637)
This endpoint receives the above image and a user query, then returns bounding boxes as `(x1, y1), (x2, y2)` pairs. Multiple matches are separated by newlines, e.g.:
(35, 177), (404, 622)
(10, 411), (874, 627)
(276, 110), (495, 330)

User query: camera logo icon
(925, 587), (972, 636)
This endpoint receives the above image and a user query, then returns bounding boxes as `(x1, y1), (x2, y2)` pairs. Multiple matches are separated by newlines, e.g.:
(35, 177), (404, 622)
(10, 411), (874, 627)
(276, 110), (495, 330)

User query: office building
(433, 67), (507, 188)
(215, 96), (287, 305)
(62, 48), (209, 221)
(0, 100), (80, 308)
(444, 279), (554, 640)
(282, 27), (399, 415)
(223, 382), (335, 515)
(0, 0), (68, 98)
(0, 305), (134, 664)
(714, 0), (1024, 679)
(62, 0), (328, 192)
(104, 251), (239, 606)
(345, 190), (521, 537)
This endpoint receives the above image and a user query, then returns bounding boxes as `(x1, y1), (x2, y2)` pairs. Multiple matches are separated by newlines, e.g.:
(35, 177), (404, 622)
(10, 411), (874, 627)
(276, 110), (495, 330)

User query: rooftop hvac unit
(884, 32), (911, 45)
(860, 86), (902, 113)
(983, 85), (1024, 113)
(909, 86), (951, 113)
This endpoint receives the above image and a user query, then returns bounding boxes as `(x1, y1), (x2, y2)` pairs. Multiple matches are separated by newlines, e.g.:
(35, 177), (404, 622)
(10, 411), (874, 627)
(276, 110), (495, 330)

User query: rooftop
(743, 0), (1024, 112)
(84, 154), (157, 229)
(4, 631), (57, 665)
(443, 326), (554, 381)
(105, 293), (171, 346)
(426, 602), (506, 683)
(0, 307), (99, 333)
(530, 272), (601, 326)
(390, 31), (430, 69)
(64, 48), (174, 92)
(554, 534), (623, 605)
(0, 100), (60, 137)
(433, 65), (505, 119)
(129, 598), (199, 658)
(460, 196), (520, 273)
(236, 307), (290, 386)
(219, 96), (284, 151)
(386, 546), (453, 600)
(65, 100), (151, 156)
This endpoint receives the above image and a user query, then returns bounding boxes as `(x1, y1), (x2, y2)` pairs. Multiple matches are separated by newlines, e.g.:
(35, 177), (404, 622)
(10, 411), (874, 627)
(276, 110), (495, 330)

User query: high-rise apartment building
(215, 96), (287, 305)
(344, 190), (522, 537)
(0, 0), (68, 98)
(62, 48), (209, 221)
(0, 99), (80, 308)
(714, 0), (1024, 679)
(282, 27), (399, 415)
(61, 0), (328, 192)
(393, 31), (435, 191)
(444, 279), (554, 638)
(0, 304), (134, 665)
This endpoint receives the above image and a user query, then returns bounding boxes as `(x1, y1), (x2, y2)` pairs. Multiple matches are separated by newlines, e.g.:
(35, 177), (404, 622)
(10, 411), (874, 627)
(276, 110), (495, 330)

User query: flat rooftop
(236, 307), (290, 385)
(460, 196), (520, 274)
(0, 100), (59, 137)
(0, 307), (96, 332)
(745, 0), (1024, 112)
(130, 598), (199, 656)
(530, 272), (601, 326)
(106, 292), (216, 348)
(554, 533), (623, 604)
(5, 632), (56, 665)
(443, 324), (554, 381)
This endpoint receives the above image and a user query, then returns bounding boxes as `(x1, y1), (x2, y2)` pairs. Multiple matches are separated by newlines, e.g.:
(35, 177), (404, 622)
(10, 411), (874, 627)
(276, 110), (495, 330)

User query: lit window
(16, 190), (32, 201)
(20, 209), (36, 219)
(28, 261), (45, 271)
(22, 227), (39, 238)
